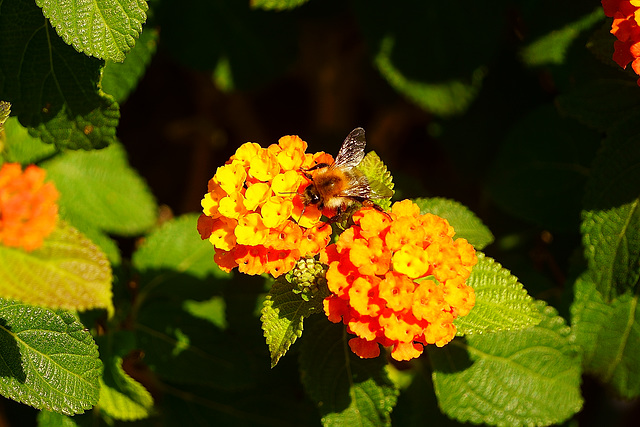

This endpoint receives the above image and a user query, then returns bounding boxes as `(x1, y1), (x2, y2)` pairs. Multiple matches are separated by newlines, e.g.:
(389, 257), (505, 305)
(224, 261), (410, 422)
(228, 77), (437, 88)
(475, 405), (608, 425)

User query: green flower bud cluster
(288, 257), (328, 302)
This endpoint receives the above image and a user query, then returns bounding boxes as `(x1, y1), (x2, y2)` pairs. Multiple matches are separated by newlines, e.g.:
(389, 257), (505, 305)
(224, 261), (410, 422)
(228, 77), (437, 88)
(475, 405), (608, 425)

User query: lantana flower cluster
(321, 200), (477, 361)
(0, 163), (59, 251)
(603, 0), (640, 85)
(197, 135), (333, 277)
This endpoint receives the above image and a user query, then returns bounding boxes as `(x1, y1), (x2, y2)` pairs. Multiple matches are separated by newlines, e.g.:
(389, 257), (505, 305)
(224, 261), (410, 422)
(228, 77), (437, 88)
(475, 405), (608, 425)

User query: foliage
(0, 0), (638, 426)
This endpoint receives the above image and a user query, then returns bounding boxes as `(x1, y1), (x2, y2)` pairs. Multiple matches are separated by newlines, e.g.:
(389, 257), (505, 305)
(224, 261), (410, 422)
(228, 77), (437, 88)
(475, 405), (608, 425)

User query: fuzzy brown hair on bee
(300, 127), (392, 219)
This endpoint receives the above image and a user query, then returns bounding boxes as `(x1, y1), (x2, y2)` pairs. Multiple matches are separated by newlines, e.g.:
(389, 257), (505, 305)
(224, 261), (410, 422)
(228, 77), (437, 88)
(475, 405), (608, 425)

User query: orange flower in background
(0, 163), (59, 251)
(321, 200), (477, 362)
(602, 0), (640, 85)
(197, 135), (333, 277)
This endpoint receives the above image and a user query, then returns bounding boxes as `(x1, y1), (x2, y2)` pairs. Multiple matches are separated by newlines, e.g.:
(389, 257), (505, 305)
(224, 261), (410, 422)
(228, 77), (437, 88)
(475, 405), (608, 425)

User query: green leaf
(37, 411), (79, 427)
(132, 214), (228, 284)
(556, 79), (640, 132)
(520, 7), (603, 66)
(454, 253), (542, 336)
(431, 301), (583, 426)
(0, 0), (119, 150)
(70, 221), (122, 267)
(0, 221), (113, 314)
(488, 104), (600, 230)
(183, 296), (228, 330)
(99, 349), (154, 421)
(0, 101), (10, 127)
(414, 197), (494, 250)
(42, 142), (157, 236)
(0, 300), (102, 415)
(582, 113), (640, 300)
(357, 151), (394, 211)
(250, 0), (310, 11)
(569, 270), (609, 363)
(571, 272), (640, 399)
(299, 316), (398, 427)
(261, 271), (329, 368)
(135, 299), (254, 390)
(355, 1), (506, 117)
(374, 35), (486, 117)
(2, 117), (58, 164)
(36, 0), (148, 62)
(101, 26), (159, 104)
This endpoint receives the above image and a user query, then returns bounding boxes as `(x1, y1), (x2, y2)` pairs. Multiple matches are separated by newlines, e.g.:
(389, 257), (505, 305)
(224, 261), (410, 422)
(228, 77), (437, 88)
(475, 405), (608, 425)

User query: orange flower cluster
(197, 135), (334, 277)
(321, 200), (477, 361)
(603, 0), (640, 85)
(0, 163), (59, 251)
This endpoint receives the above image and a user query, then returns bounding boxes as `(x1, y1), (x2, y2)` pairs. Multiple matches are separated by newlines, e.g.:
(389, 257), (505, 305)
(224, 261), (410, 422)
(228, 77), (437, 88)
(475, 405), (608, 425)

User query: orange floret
(244, 182), (271, 211)
(348, 337), (381, 359)
(273, 135), (308, 171)
(322, 200), (477, 362)
(348, 276), (382, 316)
(0, 163), (59, 252)
(299, 223), (332, 257)
(261, 196), (293, 229)
(207, 217), (237, 251)
(268, 221), (303, 250)
(349, 236), (391, 276)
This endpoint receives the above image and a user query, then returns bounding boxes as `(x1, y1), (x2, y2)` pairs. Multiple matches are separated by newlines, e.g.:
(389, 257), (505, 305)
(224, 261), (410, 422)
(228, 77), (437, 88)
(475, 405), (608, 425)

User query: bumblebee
(300, 127), (392, 217)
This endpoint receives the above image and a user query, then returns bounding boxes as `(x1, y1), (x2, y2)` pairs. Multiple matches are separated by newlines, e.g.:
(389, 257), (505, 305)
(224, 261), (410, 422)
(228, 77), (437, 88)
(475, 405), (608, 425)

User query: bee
(300, 127), (393, 220)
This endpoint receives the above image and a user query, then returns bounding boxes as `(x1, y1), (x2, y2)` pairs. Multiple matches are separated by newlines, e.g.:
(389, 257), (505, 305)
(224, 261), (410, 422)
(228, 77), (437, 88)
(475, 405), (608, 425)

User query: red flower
(603, 0), (640, 85)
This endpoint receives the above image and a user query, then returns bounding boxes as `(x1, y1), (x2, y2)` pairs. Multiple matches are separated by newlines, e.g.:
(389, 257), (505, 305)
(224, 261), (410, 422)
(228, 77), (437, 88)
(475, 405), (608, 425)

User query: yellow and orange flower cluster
(0, 163), (59, 251)
(197, 135), (334, 277)
(321, 200), (477, 361)
(603, 0), (640, 85)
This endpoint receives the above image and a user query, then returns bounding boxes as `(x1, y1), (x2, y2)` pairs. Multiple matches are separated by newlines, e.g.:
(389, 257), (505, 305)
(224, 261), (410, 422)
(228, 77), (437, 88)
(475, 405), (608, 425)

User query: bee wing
(336, 173), (389, 200)
(367, 178), (394, 199)
(332, 127), (366, 169)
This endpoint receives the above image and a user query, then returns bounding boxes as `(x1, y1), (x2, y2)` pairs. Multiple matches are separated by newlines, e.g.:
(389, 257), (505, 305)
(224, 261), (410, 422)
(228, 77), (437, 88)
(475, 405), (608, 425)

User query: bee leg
(317, 205), (344, 230)
(362, 200), (392, 220)
(302, 163), (331, 173)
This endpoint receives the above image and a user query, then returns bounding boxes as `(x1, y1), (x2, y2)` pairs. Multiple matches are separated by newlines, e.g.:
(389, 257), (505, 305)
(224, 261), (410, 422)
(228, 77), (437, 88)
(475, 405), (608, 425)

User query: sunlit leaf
(357, 151), (394, 211)
(43, 142), (157, 236)
(261, 270), (328, 368)
(36, 0), (148, 62)
(414, 197), (494, 250)
(432, 302), (583, 426)
(0, 300), (102, 415)
(2, 118), (58, 164)
(454, 253), (541, 335)
(582, 113), (640, 300)
(0, 221), (113, 313)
